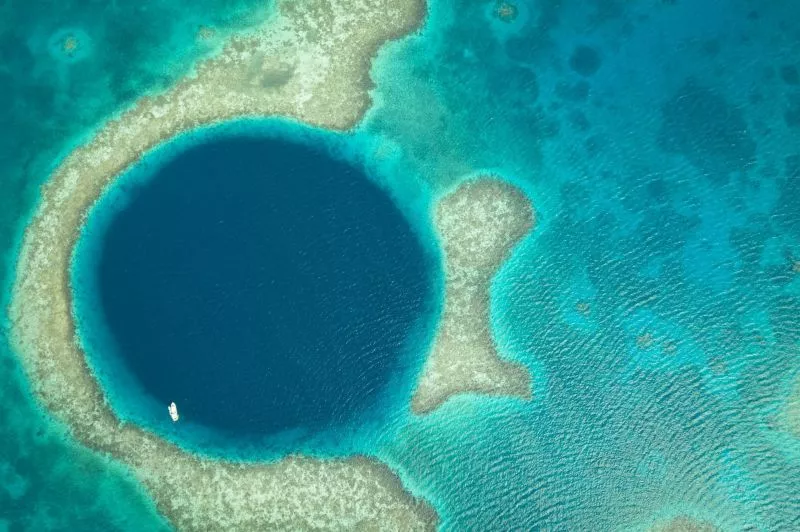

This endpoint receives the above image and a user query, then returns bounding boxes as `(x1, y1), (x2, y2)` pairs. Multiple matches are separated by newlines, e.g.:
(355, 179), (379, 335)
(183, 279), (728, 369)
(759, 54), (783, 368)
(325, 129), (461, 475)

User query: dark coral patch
(658, 80), (757, 180)
(770, 154), (800, 235)
(568, 45), (602, 77)
(488, 65), (539, 105)
(785, 94), (800, 128)
(568, 110), (591, 131)
(786, 154), (800, 179)
(779, 65), (799, 85)
(555, 80), (590, 102)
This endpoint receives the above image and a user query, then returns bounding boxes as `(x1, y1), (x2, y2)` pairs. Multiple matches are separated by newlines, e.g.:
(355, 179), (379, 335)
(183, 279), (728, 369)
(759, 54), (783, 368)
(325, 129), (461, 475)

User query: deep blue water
(2, 0), (800, 529)
(76, 131), (436, 446)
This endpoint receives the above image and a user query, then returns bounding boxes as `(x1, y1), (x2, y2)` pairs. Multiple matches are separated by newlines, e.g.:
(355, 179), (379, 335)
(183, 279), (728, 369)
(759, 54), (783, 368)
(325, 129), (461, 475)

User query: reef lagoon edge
(70, 119), (444, 460)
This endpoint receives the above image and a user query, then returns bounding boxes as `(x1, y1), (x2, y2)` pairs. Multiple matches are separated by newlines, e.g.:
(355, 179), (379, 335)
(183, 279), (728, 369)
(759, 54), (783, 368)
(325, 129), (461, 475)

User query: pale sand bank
(412, 178), (534, 415)
(785, 375), (800, 439)
(649, 515), (720, 532)
(9, 0), (437, 529)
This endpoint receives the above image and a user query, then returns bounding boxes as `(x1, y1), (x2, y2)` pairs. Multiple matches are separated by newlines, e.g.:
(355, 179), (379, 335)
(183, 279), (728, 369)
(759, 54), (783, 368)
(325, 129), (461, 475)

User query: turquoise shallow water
(362, 0), (800, 528)
(3, 0), (800, 530)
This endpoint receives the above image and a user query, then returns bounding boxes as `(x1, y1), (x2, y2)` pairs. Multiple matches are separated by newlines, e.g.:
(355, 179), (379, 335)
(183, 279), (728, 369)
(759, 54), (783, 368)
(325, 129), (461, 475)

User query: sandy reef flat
(412, 178), (534, 414)
(8, 0), (437, 529)
(648, 515), (720, 532)
(785, 375), (800, 439)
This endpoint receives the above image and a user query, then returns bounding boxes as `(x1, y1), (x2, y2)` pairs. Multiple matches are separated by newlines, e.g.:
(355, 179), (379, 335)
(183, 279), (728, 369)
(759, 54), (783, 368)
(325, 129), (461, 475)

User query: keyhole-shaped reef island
(8, 0), (536, 529)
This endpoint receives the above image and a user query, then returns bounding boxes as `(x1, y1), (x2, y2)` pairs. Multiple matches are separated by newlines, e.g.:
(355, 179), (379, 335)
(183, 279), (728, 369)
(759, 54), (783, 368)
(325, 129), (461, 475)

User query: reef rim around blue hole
(71, 120), (441, 460)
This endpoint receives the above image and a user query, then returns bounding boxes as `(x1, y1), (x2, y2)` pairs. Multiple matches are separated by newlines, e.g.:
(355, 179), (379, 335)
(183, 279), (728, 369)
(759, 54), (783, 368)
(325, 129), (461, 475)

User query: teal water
(3, 0), (800, 530)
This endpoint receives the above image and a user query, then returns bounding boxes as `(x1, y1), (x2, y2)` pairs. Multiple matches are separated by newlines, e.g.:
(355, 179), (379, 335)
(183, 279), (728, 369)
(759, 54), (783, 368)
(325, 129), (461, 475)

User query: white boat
(168, 402), (179, 422)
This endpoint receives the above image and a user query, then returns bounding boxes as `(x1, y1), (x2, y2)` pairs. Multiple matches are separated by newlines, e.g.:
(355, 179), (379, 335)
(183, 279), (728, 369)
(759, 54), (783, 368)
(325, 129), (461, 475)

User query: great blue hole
(73, 129), (435, 448)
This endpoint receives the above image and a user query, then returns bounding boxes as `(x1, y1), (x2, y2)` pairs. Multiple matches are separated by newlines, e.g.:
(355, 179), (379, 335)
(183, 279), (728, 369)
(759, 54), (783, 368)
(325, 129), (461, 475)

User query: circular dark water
(89, 134), (434, 438)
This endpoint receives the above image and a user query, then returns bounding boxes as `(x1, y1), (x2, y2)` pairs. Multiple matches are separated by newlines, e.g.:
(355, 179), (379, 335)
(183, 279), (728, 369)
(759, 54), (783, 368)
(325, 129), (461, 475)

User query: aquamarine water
(2, 0), (799, 529)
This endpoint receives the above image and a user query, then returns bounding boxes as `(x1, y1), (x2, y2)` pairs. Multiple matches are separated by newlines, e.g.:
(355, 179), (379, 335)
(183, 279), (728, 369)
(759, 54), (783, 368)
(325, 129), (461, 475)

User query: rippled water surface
(2, 0), (799, 529)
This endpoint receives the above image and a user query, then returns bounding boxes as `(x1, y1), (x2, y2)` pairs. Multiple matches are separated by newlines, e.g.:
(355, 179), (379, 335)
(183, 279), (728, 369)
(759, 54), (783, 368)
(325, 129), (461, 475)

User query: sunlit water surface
(1, 0), (799, 529)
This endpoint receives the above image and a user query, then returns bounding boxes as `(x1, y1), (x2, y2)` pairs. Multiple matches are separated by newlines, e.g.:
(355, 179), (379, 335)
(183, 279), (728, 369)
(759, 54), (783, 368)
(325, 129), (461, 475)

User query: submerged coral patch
(658, 80), (757, 179)
(47, 28), (92, 64)
(779, 65), (799, 86)
(568, 45), (602, 77)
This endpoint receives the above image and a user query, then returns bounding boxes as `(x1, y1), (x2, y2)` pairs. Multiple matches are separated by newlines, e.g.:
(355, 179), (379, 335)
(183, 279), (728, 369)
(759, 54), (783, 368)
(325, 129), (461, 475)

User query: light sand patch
(9, 0), (436, 529)
(412, 178), (534, 415)
(649, 515), (720, 532)
(785, 375), (800, 439)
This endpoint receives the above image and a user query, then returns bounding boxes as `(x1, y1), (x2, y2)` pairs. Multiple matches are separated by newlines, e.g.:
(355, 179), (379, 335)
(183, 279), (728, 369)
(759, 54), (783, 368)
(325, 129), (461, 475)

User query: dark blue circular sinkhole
(82, 132), (434, 441)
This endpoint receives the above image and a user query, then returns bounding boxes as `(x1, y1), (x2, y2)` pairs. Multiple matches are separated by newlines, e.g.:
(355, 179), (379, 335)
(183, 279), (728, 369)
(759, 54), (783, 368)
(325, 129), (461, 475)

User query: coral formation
(412, 178), (534, 414)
